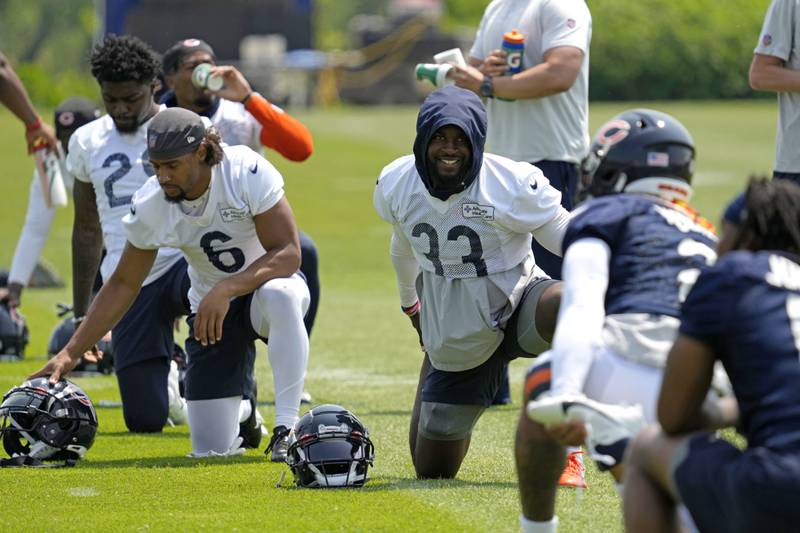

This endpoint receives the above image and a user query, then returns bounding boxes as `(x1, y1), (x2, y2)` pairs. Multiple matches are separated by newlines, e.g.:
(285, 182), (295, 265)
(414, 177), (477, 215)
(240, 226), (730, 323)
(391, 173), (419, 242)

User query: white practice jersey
(122, 145), (285, 312)
(67, 113), (182, 285)
(209, 98), (262, 151)
(375, 153), (565, 370)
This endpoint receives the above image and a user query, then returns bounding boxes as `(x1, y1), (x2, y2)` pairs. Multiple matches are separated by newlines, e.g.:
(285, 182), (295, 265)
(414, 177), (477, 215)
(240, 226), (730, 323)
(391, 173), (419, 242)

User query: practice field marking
(68, 487), (99, 497)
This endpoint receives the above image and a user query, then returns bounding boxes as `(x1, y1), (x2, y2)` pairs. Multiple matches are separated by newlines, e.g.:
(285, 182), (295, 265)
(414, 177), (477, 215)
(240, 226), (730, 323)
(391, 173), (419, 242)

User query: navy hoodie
(413, 86), (487, 201)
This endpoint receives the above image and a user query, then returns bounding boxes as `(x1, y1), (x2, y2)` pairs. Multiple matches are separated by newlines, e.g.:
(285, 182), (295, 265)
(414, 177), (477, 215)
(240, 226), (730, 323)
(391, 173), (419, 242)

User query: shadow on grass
(100, 431), (188, 439)
(360, 475), (516, 491)
(357, 409), (410, 417)
(81, 454), (268, 469)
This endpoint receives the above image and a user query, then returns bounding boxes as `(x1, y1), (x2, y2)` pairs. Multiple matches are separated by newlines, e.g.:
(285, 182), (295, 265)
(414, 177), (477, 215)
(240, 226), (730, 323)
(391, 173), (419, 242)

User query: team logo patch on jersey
(219, 206), (248, 222)
(763, 34), (772, 46)
(566, 18), (576, 29)
(462, 203), (495, 220)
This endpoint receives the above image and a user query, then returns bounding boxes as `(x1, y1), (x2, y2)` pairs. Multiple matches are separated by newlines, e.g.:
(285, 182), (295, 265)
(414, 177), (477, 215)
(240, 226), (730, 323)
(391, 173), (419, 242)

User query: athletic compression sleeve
(245, 93), (313, 162)
(532, 207), (571, 257)
(550, 237), (610, 395)
(390, 227), (420, 308)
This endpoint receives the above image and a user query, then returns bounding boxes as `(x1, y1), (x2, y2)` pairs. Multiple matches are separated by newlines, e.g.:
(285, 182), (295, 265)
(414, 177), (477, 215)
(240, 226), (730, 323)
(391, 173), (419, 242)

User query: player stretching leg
(32, 108), (309, 461)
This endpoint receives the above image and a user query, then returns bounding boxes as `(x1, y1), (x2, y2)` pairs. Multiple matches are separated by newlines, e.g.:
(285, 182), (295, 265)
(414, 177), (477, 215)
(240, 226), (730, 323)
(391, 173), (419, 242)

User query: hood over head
(413, 86), (486, 200)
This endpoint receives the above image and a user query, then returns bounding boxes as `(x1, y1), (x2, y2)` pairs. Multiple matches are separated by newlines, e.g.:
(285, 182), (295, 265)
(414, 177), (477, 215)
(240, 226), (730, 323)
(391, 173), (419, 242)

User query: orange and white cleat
(558, 450), (587, 489)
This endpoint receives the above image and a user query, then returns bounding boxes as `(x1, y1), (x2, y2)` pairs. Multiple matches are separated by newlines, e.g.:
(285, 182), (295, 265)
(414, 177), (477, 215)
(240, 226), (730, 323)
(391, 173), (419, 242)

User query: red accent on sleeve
(244, 93), (313, 162)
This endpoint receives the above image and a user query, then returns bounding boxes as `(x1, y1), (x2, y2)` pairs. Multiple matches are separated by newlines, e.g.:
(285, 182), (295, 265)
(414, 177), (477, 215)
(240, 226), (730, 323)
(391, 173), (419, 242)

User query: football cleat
(239, 396), (263, 449)
(558, 450), (587, 489)
(265, 425), (291, 463)
(527, 394), (645, 468)
(300, 390), (313, 405)
(166, 360), (188, 426)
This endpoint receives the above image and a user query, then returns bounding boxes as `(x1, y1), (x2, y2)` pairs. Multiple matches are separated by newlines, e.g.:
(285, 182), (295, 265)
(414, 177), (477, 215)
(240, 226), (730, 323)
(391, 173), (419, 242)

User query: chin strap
(0, 455), (77, 468)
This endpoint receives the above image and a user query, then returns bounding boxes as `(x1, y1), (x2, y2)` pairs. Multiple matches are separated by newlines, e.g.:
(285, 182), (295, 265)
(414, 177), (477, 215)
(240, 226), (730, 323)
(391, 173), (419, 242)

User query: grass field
(0, 100), (776, 532)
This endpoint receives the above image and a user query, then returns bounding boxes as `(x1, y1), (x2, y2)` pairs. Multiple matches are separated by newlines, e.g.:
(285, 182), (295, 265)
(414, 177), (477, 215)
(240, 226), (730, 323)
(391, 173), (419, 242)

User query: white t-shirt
(469, 0), (592, 164)
(374, 153), (567, 370)
(755, 0), (800, 173)
(67, 113), (182, 286)
(123, 145), (285, 312)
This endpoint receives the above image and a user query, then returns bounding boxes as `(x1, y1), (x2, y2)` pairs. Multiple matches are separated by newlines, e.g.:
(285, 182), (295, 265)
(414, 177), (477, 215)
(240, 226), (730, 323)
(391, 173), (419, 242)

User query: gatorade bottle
(499, 30), (525, 101)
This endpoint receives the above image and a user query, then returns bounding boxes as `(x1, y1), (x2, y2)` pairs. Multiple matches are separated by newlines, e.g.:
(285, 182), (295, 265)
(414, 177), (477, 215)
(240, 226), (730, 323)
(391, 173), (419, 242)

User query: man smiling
(374, 86), (571, 478)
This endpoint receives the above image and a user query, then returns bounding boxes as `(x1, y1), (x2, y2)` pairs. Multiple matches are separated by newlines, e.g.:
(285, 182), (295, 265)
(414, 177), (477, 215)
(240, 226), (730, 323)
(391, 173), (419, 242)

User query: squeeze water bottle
(33, 140), (67, 208)
(499, 30), (525, 101)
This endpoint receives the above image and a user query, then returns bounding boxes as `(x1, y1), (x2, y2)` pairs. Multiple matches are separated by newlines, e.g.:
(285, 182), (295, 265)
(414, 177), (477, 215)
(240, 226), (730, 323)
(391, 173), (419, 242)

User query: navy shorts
(674, 433), (800, 533)
(112, 259), (190, 372)
(184, 293), (265, 401)
(421, 282), (543, 407)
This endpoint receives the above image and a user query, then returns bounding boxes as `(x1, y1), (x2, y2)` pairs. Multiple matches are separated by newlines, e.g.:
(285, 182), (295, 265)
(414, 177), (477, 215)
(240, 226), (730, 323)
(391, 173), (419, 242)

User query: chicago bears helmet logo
(595, 119), (631, 147)
(57, 112), (75, 127)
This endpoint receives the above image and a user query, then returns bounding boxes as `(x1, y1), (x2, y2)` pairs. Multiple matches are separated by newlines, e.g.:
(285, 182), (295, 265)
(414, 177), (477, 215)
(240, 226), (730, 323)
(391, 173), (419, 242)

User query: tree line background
(0, 0), (774, 106)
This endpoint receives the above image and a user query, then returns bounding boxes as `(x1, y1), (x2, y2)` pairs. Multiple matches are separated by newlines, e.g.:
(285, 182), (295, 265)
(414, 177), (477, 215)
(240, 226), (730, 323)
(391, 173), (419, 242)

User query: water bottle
(34, 141), (67, 208)
(499, 30), (525, 101)
(191, 63), (224, 92)
(415, 63), (454, 88)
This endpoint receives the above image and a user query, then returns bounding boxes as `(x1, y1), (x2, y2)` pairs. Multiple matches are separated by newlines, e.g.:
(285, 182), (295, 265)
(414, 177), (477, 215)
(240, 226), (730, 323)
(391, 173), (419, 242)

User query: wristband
(25, 117), (42, 132)
(402, 301), (420, 316)
(241, 92), (254, 106)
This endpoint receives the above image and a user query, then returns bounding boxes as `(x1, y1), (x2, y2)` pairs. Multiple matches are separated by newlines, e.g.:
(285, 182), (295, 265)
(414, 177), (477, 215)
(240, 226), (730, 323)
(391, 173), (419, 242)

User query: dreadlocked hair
(201, 126), (224, 166)
(90, 34), (160, 84)
(737, 176), (800, 255)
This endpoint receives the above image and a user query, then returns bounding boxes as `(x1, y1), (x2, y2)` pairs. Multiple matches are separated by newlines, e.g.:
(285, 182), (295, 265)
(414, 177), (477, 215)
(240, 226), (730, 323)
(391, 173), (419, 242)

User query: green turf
(0, 100), (775, 532)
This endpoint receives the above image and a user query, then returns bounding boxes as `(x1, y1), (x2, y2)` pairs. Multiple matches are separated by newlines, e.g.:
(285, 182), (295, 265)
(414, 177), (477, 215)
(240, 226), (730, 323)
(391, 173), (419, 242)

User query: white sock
(566, 446), (581, 455)
(615, 482), (624, 498)
(250, 276), (310, 429)
(187, 396), (241, 455)
(520, 514), (558, 533)
(238, 399), (252, 424)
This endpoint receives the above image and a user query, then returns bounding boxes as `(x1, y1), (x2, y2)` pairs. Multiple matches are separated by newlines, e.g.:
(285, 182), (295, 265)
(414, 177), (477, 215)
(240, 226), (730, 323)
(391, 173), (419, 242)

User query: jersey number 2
(787, 295), (800, 356)
(200, 231), (246, 273)
(412, 223), (488, 277)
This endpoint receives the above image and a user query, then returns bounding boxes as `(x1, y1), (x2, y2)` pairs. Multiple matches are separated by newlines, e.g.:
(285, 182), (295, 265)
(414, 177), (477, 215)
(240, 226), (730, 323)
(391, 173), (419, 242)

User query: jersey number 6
(201, 231), (246, 273)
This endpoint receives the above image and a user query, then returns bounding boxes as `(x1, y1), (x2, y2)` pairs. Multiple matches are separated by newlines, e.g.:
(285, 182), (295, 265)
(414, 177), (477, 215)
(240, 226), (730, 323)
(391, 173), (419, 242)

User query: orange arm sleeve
(244, 93), (313, 162)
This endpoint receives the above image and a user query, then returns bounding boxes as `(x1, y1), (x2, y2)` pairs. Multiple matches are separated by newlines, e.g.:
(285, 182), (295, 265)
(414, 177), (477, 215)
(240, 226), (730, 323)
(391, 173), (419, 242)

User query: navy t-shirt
(563, 194), (717, 317)
(680, 250), (800, 449)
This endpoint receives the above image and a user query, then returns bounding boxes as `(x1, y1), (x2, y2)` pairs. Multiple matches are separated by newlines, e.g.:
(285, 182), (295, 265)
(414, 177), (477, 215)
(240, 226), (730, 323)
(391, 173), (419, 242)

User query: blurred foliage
(587, 0), (772, 100)
(0, 0), (98, 106)
(314, 0), (388, 50)
(0, 0), (778, 103)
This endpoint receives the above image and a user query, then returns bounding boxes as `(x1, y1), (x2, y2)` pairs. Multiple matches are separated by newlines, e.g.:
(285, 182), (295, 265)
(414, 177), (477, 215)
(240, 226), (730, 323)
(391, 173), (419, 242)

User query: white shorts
(582, 344), (663, 423)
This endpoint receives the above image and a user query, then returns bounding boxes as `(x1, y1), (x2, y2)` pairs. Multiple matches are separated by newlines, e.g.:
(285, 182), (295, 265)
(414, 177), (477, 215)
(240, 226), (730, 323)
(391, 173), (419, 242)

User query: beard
(162, 188), (187, 203)
(193, 94), (214, 109)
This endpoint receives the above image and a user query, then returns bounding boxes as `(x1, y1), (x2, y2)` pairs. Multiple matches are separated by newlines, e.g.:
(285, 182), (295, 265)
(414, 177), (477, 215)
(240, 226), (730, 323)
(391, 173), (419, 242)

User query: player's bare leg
(409, 353), (472, 479)
(623, 425), (684, 533)
(516, 400), (565, 522)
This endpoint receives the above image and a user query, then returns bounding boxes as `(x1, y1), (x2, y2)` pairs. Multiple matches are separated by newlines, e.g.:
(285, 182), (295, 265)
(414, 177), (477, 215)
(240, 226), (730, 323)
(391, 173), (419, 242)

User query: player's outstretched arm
(193, 196), (301, 346)
(71, 181), (104, 319)
(30, 243), (156, 383)
(657, 335), (739, 434)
